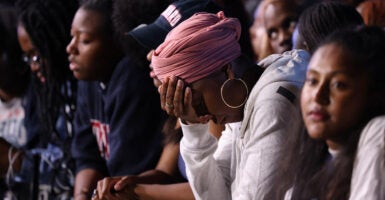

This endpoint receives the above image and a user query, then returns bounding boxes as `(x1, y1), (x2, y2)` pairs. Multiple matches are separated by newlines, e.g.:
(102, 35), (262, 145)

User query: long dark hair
(272, 26), (385, 200)
(297, 1), (363, 54)
(16, 0), (78, 144)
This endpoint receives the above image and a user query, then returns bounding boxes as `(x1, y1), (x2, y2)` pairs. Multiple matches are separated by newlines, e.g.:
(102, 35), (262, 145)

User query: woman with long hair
(278, 26), (385, 200)
(16, 0), (78, 198)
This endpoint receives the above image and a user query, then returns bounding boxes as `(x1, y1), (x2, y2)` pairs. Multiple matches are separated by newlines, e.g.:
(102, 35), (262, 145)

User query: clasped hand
(91, 176), (138, 200)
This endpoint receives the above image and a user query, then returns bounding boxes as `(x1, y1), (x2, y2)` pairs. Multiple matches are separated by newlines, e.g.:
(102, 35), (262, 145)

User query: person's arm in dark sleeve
(71, 81), (108, 199)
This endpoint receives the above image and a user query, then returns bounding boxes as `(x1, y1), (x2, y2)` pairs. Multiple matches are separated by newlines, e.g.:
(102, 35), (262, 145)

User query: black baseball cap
(128, 0), (220, 50)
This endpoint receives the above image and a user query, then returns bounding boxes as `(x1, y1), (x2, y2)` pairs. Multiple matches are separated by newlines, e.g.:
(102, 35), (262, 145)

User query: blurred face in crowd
(67, 8), (118, 81)
(301, 43), (370, 150)
(17, 24), (46, 83)
(264, 2), (297, 54)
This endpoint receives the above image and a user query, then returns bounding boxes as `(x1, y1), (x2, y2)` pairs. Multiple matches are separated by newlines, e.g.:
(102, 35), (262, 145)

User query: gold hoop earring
(220, 78), (249, 109)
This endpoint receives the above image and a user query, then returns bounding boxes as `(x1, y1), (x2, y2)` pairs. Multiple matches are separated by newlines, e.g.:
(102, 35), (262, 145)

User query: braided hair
(16, 0), (78, 143)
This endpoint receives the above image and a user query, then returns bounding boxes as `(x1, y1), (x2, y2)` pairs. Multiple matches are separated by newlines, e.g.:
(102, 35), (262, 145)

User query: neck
(326, 140), (343, 151)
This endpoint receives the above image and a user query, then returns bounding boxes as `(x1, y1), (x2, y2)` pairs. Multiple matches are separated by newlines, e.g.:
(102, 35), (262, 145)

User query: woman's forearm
(135, 182), (194, 200)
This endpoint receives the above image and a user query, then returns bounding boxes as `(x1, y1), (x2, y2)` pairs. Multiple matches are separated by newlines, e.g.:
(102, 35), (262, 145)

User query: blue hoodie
(72, 55), (165, 177)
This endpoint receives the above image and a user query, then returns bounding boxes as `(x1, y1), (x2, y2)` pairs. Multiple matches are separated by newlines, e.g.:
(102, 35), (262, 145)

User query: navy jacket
(72, 56), (165, 176)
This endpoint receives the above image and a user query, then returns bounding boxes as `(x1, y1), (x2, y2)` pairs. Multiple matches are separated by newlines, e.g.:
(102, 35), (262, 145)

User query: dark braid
(16, 0), (78, 141)
(298, 1), (363, 53)
(17, 0), (76, 83)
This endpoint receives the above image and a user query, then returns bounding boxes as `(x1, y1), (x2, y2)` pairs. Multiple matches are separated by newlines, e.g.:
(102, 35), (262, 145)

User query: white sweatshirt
(285, 116), (385, 200)
(0, 97), (27, 148)
(180, 49), (310, 200)
(350, 115), (385, 200)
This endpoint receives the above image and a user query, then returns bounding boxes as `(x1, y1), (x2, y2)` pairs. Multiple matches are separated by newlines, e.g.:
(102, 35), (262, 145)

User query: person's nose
(278, 28), (292, 47)
(30, 62), (40, 73)
(66, 37), (77, 55)
(314, 82), (330, 105)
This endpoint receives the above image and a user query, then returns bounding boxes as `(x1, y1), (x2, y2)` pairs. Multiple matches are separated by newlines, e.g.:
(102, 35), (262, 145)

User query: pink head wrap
(151, 11), (241, 83)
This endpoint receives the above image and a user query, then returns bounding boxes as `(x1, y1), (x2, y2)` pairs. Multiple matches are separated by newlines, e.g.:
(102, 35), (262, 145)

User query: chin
(73, 73), (82, 80)
(73, 73), (89, 81)
(307, 126), (327, 141)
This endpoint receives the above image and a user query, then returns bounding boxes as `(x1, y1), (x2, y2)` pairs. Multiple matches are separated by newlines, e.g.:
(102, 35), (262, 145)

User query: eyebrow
(72, 28), (92, 34)
(307, 68), (359, 77)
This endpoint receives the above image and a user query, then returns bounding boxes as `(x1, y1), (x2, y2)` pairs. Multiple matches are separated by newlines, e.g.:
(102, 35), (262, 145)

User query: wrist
(180, 119), (194, 125)
(74, 192), (89, 200)
(74, 188), (91, 200)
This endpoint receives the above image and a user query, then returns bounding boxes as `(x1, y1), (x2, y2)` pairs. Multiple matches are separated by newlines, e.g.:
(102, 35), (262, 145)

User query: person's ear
(224, 64), (235, 79)
(303, 41), (309, 52)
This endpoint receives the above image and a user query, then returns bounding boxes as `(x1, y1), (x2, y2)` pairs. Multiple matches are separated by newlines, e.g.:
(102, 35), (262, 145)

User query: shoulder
(109, 56), (152, 92)
(258, 49), (310, 71)
(358, 115), (385, 149)
(350, 115), (385, 200)
(244, 77), (303, 119)
(111, 56), (148, 80)
(77, 80), (99, 94)
(252, 49), (310, 98)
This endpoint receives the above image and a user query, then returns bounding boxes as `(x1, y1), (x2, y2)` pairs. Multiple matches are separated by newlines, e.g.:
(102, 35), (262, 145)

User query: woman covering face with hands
(151, 11), (309, 200)
(154, 11), (252, 125)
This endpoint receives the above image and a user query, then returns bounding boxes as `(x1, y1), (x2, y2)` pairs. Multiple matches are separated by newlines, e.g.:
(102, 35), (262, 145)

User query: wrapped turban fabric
(152, 11), (241, 84)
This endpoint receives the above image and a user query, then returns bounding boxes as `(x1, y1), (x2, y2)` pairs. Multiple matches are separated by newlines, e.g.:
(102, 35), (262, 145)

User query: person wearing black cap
(128, 0), (253, 57)
(92, 0), (222, 199)
(128, 0), (220, 50)
(147, 2), (365, 200)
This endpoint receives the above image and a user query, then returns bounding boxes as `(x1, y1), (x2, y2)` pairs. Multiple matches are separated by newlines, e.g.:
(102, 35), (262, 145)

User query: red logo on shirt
(90, 119), (110, 159)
